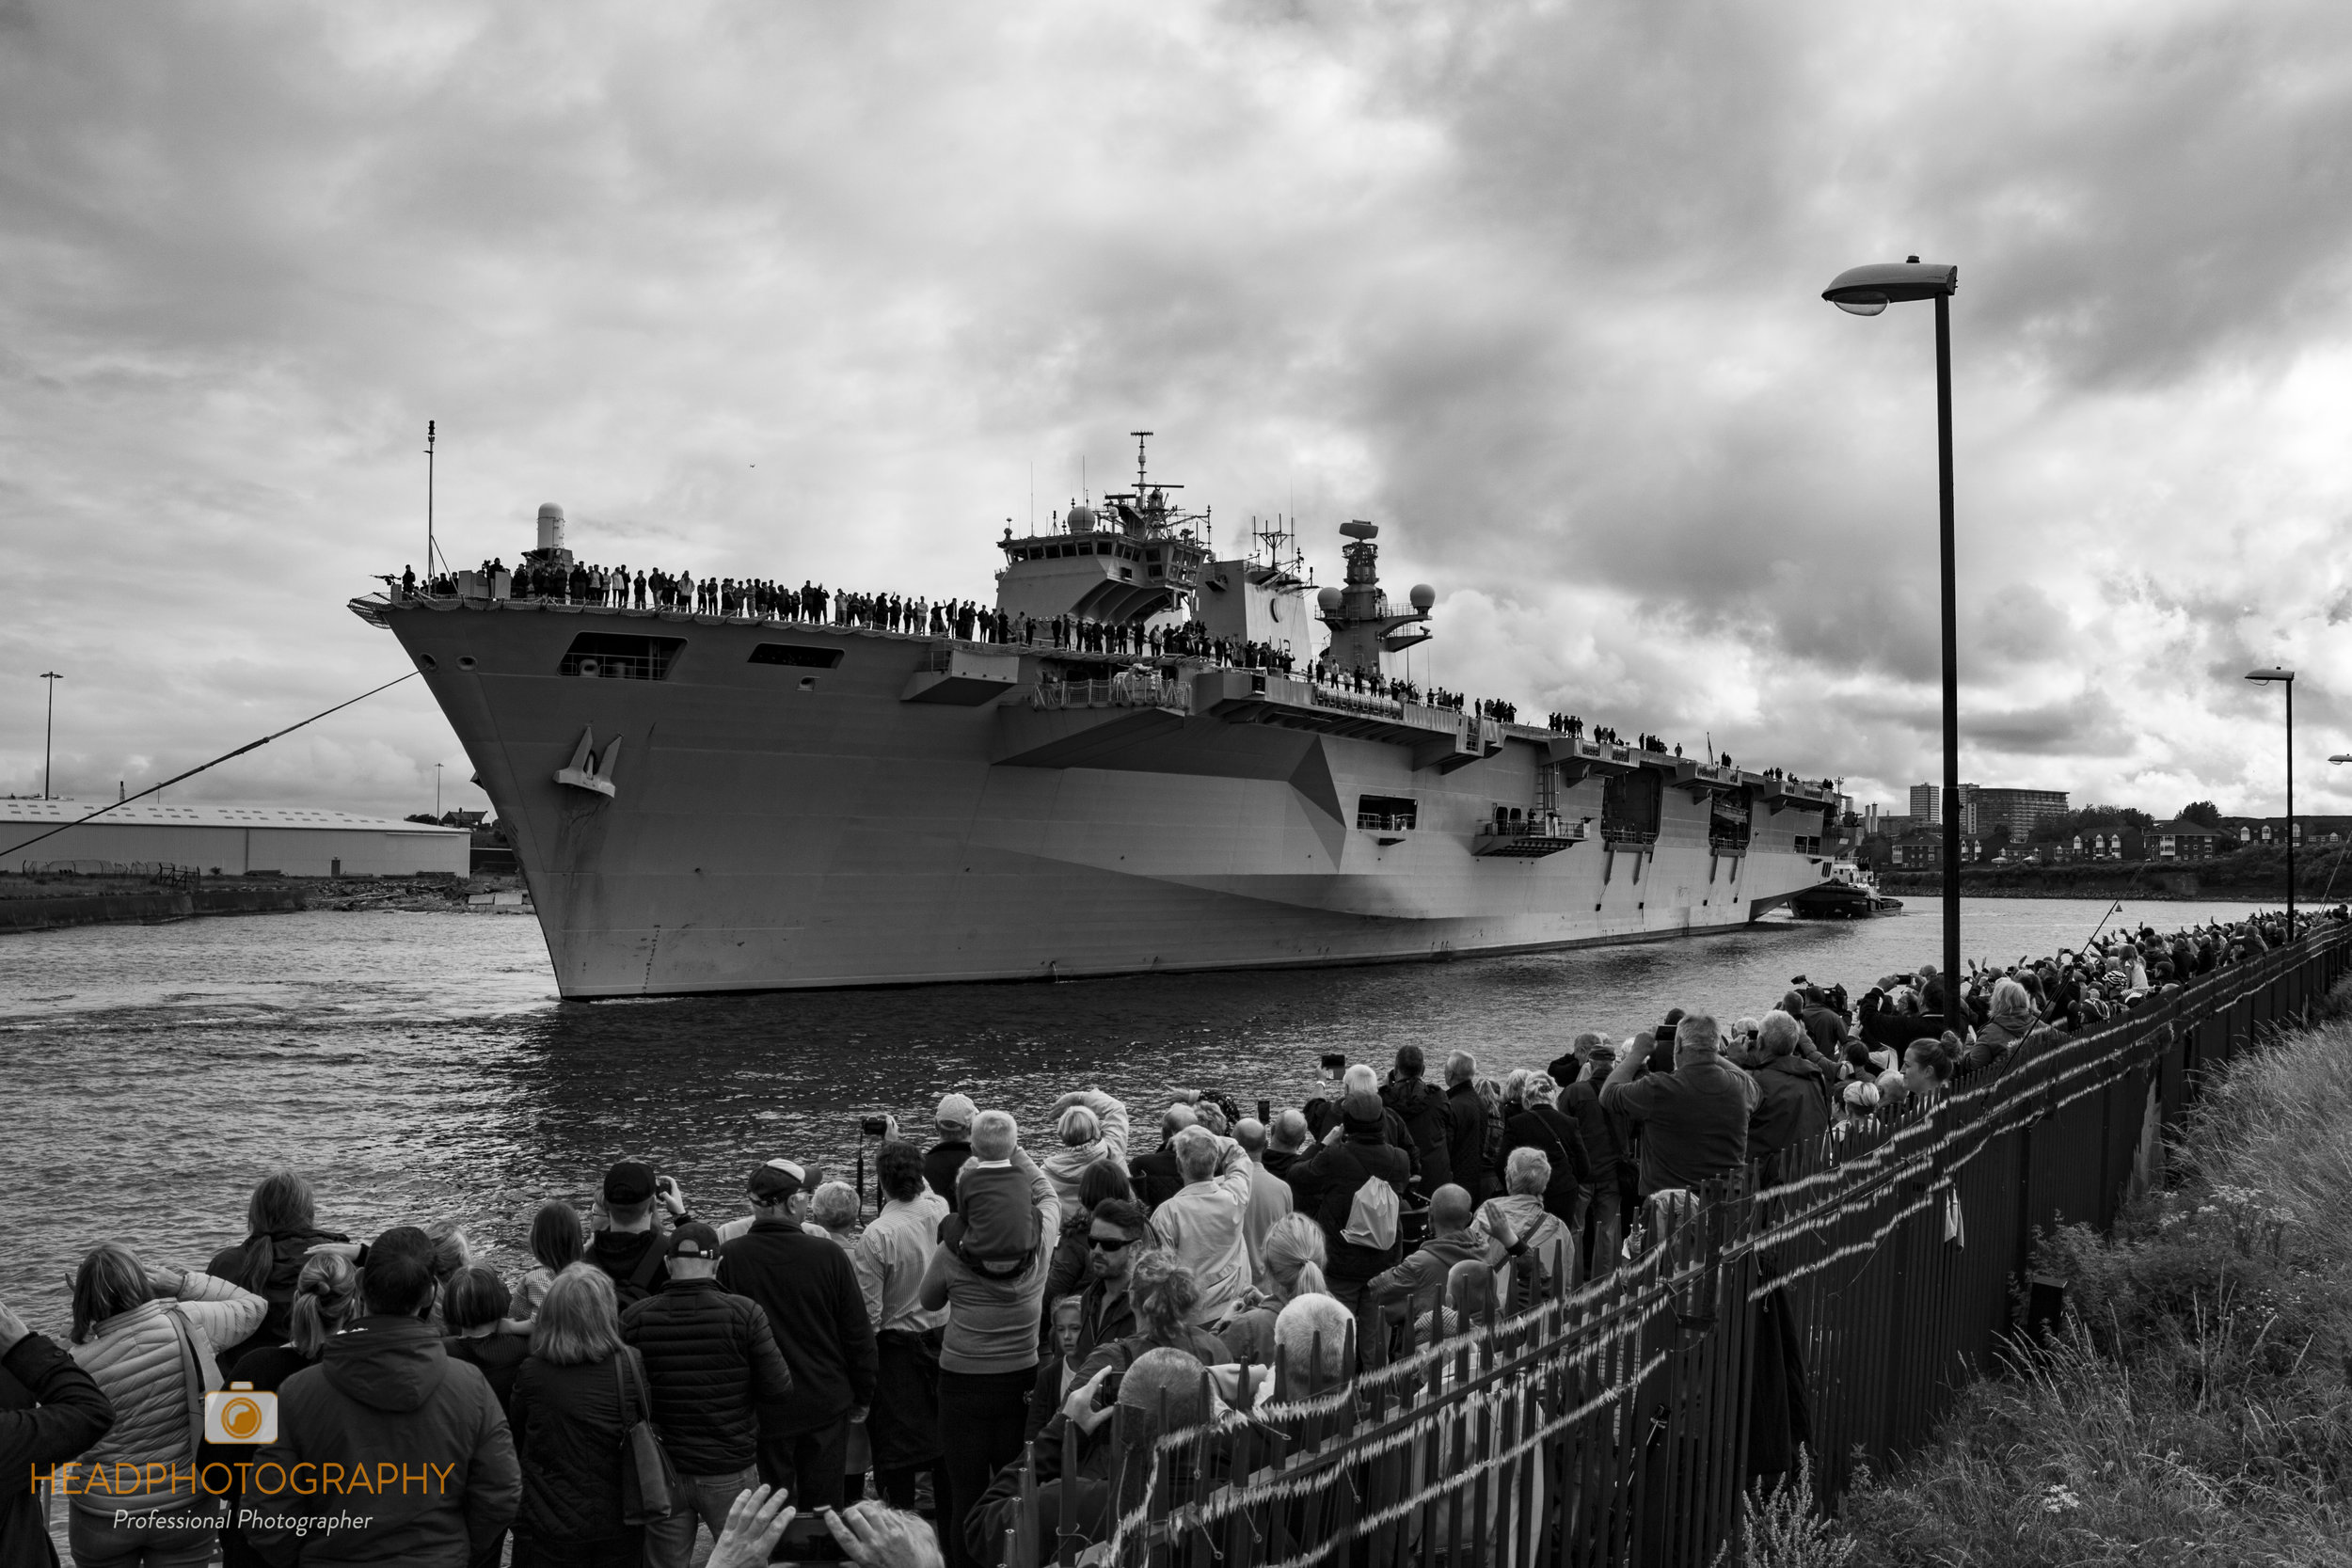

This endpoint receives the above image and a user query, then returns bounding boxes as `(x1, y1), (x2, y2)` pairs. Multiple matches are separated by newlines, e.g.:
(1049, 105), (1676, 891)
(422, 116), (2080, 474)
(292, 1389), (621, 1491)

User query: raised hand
(706, 1482), (795, 1568)
(823, 1500), (946, 1568)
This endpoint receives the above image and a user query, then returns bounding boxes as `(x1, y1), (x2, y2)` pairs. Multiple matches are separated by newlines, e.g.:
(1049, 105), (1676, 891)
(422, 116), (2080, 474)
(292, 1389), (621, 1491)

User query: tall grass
(1818, 998), (2352, 1567)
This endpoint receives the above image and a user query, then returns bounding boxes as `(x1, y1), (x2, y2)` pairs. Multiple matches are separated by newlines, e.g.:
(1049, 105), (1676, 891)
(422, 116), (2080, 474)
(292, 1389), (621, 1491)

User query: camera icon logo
(204, 1382), (278, 1445)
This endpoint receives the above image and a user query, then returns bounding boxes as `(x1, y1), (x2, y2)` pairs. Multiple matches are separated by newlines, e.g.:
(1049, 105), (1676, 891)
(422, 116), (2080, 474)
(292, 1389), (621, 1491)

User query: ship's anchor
(555, 725), (620, 799)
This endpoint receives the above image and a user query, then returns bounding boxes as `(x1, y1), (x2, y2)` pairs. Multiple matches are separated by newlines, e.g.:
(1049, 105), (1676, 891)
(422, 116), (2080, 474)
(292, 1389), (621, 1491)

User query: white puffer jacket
(66, 1272), (267, 1514)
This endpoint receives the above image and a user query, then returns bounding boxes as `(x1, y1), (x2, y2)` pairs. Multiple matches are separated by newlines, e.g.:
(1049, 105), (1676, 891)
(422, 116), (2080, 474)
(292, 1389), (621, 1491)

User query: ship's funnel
(536, 502), (567, 553)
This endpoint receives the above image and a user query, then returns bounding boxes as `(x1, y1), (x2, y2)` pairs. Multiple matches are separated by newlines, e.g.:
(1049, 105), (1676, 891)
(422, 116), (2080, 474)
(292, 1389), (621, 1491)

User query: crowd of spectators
(8, 908), (2320, 1568)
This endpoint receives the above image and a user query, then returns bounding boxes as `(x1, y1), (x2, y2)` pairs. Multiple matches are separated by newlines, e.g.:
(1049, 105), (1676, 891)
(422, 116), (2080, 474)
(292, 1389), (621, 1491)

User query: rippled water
(1, 896), (2275, 1330)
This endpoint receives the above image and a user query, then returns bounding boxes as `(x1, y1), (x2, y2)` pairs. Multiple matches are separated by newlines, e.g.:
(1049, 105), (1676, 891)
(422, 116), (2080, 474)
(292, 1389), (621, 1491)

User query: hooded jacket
(1037, 1090), (1132, 1216)
(205, 1227), (353, 1364)
(1746, 1055), (1831, 1169)
(584, 1227), (669, 1308)
(2, 1331), (114, 1568)
(1970, 987), (2041, 1070)
(1381, 1077), (1454, 1196)
(250, 1314), (518, 1566)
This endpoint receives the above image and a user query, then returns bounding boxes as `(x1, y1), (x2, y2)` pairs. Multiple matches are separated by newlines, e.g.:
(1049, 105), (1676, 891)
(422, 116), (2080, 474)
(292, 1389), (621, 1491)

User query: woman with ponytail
(1216, 1212), (1329, 1364)
(204, 1170), (349, 1364)
(217, 1253), (359, 1566)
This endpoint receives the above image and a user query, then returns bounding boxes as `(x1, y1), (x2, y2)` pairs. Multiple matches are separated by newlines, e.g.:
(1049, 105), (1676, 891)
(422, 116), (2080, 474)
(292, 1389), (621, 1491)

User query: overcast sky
(5, 0), (2351, 825)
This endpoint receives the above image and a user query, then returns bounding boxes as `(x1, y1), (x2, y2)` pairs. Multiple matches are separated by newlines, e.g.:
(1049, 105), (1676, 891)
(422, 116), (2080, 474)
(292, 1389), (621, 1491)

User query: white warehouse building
(2, 800), (470, 878)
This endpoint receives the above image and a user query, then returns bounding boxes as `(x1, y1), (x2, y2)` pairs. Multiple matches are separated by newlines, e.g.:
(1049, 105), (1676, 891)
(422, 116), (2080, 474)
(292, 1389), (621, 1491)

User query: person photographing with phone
(588, 1161), (694, 1308)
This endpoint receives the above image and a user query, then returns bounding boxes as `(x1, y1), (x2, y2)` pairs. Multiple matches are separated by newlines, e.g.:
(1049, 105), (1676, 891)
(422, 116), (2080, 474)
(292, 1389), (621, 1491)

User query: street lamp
(1824, 257), (1963, 1013)
(2246, 667), (2295, 936)
(40, 671), (63, 800)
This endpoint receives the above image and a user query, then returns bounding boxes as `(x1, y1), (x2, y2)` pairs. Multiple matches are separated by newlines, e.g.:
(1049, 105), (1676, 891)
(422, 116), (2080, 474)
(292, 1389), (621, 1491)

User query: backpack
(1342, 1172), (1400, 1252)
(1497, 1212), (1566, 1313)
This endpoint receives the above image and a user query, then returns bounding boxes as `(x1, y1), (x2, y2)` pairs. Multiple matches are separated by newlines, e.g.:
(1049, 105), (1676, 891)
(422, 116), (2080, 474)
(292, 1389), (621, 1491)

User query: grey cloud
(4, 2), (2351, 819)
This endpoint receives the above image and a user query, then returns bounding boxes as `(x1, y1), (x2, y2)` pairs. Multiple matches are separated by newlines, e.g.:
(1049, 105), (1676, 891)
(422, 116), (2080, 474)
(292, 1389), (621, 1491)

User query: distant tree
(2180, 800), (2223, 829)
(405, 813), (439, 825)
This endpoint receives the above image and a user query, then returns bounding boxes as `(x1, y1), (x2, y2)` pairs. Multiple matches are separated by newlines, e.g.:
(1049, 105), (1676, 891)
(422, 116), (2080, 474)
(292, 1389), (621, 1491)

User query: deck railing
(1002, 921), (2352, 1568)
(1031, 677), (1192, 713)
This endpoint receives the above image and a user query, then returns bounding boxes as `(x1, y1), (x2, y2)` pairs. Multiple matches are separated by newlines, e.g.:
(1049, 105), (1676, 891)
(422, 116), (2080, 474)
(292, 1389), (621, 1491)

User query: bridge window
(1357, 794), (1418, 831)
(560, 632), (684, 680)
(749, 642), (845, 669)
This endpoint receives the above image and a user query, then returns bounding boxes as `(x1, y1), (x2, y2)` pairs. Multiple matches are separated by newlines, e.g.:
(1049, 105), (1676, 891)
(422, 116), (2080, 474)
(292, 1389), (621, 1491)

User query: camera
(1319, 1052), (1348, 1082)
(204, 1382), (278, 1445)
(859, 1115), (891, 1137)
(1094, 1370), (1125, 1408)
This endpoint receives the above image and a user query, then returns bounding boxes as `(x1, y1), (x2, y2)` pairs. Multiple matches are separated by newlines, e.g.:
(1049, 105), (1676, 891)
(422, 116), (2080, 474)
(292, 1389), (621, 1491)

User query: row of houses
(1877, 816), (2350, 870)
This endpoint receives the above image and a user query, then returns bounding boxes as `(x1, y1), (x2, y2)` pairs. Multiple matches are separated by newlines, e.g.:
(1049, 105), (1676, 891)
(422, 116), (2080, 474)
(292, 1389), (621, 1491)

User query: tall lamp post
(1823, 257), (1963, 1011)
(2323, 753), (2351, 904)
(2246, 667), (2295, 936)
(40, 671), (63, 800)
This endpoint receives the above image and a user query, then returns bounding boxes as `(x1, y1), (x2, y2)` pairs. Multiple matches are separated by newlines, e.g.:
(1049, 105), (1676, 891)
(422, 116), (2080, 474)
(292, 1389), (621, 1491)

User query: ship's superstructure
(357, 442), (1839, 996)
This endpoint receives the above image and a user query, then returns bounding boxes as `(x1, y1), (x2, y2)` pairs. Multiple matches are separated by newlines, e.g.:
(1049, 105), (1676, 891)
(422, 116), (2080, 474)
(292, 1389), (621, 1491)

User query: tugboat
(1789, 857), (1902, 919)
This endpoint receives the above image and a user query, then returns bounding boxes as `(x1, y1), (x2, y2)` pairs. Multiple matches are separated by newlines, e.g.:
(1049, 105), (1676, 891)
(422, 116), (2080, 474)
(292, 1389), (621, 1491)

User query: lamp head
(2244, 667), (2294, 684)
(2329, 754), (2352, 765)
(1823, 259), (1958, 316)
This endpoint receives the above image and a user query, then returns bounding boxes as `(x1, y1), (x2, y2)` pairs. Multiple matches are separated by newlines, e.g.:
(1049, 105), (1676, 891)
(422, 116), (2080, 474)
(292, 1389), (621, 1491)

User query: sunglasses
(1088, 1234), (1134, 1252)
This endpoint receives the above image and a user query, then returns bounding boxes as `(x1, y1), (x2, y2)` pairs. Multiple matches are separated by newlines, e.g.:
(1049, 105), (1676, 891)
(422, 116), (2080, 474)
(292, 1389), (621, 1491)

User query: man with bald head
(1366, 1183), (1535, 1332)
(1262, 1108), (1311, 1180)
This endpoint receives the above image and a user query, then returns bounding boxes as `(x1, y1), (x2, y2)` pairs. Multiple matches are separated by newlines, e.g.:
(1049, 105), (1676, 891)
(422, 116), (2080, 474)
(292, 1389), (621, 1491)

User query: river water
(1, 896), (2276, 1329)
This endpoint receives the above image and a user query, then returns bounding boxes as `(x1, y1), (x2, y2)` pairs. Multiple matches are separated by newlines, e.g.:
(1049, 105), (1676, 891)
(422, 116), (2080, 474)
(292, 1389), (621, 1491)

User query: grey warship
(354, 442), (1839, 997)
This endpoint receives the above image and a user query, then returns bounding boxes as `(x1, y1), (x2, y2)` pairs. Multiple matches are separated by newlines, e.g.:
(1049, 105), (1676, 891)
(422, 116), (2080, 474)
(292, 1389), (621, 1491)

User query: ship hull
(374, 600), (1837, 997)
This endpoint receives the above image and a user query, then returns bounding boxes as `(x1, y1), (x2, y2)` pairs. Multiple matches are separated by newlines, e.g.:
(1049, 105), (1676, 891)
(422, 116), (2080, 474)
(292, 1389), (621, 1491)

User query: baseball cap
(936, 1093), (978, 1127)
(747, 1157), (806, 1202)
(603, 1161), (658, 1206)
(667, 1221), (723, 1259)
